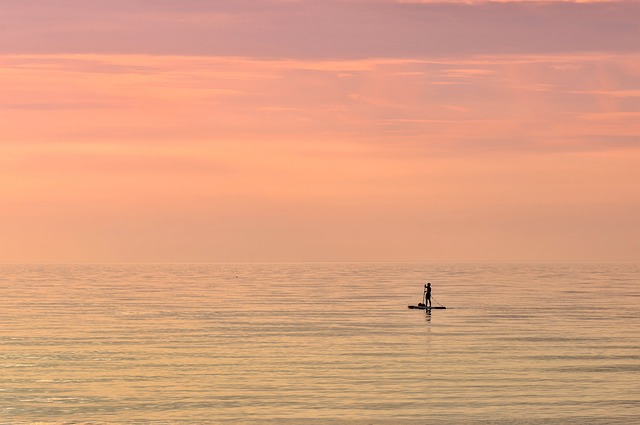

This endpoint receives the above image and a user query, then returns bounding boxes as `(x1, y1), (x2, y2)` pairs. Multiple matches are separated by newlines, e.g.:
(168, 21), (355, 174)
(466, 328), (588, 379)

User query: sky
(1, 0), (639, 262)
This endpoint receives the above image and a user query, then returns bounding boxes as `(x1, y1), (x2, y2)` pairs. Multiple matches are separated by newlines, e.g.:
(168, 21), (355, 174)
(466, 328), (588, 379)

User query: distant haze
(1, 0), (639, 262)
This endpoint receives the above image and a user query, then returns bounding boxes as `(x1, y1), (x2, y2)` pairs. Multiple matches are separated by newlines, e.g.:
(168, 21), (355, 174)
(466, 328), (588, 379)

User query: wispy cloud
(396, 0), (618, 3)
(3, 52), (638, 155)
(570, 89), (640, 98)
(2, 1), (639, 58)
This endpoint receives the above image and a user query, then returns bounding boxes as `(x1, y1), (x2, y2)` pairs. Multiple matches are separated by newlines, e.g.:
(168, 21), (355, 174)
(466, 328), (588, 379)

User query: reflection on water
(0, 262), (638, 424)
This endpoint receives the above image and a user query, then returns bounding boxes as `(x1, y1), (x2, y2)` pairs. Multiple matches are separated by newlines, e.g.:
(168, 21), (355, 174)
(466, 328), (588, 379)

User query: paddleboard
(408, 305), (446, 309)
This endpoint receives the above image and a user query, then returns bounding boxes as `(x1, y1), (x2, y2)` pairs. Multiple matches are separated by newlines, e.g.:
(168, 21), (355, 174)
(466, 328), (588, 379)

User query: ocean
(0, 262), (638, 424)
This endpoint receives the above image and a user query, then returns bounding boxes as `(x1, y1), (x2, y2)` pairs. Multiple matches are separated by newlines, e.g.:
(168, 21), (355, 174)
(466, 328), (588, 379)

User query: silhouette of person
(424, 283), (431, 308)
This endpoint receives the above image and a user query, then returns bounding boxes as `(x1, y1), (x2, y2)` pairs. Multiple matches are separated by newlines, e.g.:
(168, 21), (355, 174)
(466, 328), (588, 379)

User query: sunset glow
(1, 0), (639, 262)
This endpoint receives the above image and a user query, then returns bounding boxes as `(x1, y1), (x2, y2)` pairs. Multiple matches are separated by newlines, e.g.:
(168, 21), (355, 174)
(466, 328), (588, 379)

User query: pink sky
(1, 0), (639, 262)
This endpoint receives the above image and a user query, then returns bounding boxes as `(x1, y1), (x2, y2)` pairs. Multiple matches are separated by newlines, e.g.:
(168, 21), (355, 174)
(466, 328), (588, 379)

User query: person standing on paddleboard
(424, 283), (431, 308)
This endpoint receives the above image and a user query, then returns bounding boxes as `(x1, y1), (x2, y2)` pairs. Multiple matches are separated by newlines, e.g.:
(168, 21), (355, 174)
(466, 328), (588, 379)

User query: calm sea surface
(0, 262), (638, 424)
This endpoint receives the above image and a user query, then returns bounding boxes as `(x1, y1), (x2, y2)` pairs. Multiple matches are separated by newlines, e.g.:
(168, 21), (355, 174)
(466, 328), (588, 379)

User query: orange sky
(1, 1), (639, 262)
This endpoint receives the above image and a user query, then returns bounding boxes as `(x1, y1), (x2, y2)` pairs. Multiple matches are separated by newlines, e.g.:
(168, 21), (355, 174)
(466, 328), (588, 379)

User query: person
(424, 283), (431, 308)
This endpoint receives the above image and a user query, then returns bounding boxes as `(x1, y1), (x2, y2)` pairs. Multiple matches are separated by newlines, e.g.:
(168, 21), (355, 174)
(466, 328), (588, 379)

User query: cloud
(1, 1), (639, 58)
(570, 89), (640, 98)
(396, 0), (617, 3)
(0, 101), (115, 110)
(2, 52), (638, 156)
